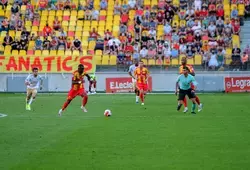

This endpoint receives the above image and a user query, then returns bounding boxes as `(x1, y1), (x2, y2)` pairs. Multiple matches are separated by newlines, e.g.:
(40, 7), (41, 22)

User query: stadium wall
(0, 72), (249, 92)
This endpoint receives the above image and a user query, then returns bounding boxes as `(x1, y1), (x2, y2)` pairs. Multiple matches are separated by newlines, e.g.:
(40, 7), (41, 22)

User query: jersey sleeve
(25, 75), (31, 83)
(176, 75), (181, 82)
(72, 72), (78, 80)
(128, 65), (133, 73)
(188, 65), (195, 74)
(190, 75), (198, 86)
(179, 66), (183, 74)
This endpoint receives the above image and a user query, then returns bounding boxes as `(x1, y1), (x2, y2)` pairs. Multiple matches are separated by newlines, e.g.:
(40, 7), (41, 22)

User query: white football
(104, 109), (112, 117)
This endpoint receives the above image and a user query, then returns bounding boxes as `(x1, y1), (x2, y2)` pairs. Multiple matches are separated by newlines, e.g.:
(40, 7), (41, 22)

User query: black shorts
(178, 88), (196, 101)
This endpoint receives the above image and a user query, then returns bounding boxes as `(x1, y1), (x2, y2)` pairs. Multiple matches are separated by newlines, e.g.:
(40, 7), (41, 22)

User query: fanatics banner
(224, 77), (250, 92)
(0, 56), (96, 73)
(105, 77), (152, 93)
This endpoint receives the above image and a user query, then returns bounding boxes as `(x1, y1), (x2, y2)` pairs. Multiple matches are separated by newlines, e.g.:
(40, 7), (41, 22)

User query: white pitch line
(0, 113), (7, 118)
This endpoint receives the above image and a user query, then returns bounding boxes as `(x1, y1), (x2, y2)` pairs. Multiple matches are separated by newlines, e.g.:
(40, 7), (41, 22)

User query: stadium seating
(0, 0), (245, 68)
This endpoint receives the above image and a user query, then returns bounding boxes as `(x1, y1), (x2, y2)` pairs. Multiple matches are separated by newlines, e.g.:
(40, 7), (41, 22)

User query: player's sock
(177, 103), (182, 111)
(89, 85), (92, 93)
(195, 96), (200, 105)
(183, 97), (187, 107)
(28, 97), (33, 105)
(82, 96), (88, 106)
(136, 95), (139, 102)
(191, 102), (196, 112)
(140, 92), (144, 103)
(62, 100), (71, 111)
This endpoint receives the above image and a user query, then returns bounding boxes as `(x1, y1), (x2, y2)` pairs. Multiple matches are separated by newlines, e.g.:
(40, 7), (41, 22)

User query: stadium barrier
(0, 73), (249, 93)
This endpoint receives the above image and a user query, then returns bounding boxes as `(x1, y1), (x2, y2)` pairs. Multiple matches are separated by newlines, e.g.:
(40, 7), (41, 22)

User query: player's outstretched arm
(25, 75), (31, 86)
(85, 74), (91, 81)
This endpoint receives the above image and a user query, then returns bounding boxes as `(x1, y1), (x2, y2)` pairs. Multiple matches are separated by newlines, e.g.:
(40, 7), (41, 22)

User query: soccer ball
(104, 109), (112, 117)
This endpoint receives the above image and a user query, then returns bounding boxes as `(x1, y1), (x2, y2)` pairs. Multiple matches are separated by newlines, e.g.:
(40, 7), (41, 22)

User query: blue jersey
(177, 74), (197, 90)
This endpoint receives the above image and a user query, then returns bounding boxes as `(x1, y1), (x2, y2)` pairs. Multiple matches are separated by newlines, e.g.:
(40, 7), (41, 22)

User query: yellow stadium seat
(56, 10), (63, 17)
(99, 21), (105, 26)
(100, 10), (107, 16)
(76, 26), (83, 31)
(19, 50), (27, 56)
(171, 58), (179, 65)
(141, 59), (148, 65)
(49, 10), (56, 16)
(84, 21), (91, 26)
(231, 4), (237, 11)
(77, 21), (84, 26)
(42, 50), (49, 56)
(50, 50), (57, 56)
(82, 50), (87, 55)
(114, 15), (120, 21)
(12, 50), (19, 55)
(95, 50), (103, 55)
(78, 11), (84, 18)
(102, 55), (109, 65)
(73, 50), (80, 56)
(62, 21), (69, 27)
(71, 10), (77, 16)
(83, 26), (90, 31)
(75, 31), (83, 37)
(89, 41), (96, 49)
(68, 26), (76, 31)
(15, 31), (21, 38)
(8, 30), (15, 37)
(224, 4), (230, 10)
(0, 10), (4, 17)
(65, 50), (72, 56)
(63, 11), (70, 16)
(83, 31), (89, 37)
(58, 50), (65, 56)
(82, 40), (88, 48)
(194, 55), (202, 65)
(109, 55), (117, 65)
(0, 45), (4, 53)
(70, 16), (77, 21)
(95, 55), (102, 65)
(42, 10), (48, 16)
(91, 21), (98, 26)
(107, 10), (113, 16)
(148, 59), (155, 65)
(187, 58), (194, 65)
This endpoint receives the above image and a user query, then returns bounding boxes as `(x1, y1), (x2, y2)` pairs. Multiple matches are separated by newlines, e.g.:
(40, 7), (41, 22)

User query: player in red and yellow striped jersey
(179, 57), (203, 112)
(133, 61), (149, 105)
(58, 64), (91, 116)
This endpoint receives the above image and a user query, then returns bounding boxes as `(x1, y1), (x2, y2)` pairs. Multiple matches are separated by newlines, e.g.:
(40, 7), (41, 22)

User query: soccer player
(88, 74), (97, 94)
(176, 67), (198, 114)
(133, 60), (149, 105)
(58, 64), (91, 116)
(179, 57), (203, 112)
(128, 60), (139, 103)
(25, 67), (43, 111)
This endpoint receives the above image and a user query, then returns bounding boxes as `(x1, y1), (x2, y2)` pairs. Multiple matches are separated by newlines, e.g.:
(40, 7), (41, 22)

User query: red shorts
(67, 88), (86, 100)
(137, 83), (148, 91)
(191, 83), (195, 90)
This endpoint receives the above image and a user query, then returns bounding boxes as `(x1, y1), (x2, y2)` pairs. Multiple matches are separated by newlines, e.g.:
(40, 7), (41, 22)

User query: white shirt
(140, 49), (148, 58)
(192, 25), (201, 34)
(128, 64), (137, 77)
(128, 0), (136, 8)
(148, 30), (156, 37)
(25, 74), (42, 89)
(108, 38), (121, 46)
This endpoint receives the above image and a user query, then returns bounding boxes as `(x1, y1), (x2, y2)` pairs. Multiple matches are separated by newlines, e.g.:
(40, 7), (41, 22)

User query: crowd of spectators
(1, 0), (250, 71)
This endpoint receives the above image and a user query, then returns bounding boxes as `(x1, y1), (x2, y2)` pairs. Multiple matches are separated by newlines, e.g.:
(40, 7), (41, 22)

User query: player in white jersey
(25, 67), (43, 110)
(128, 61), (139, 103)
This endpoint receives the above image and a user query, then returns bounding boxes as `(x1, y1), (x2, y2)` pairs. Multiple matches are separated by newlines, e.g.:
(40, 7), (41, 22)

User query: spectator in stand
(128, 0), (136, 9)
(109, 41), (119, 55)
(86, 8), (93, 20)
(231, 49), (242, 71)
(20, 34), (28, 51)
(192, 21), (202, 35)
(163, 44), (171, 59)
(50, 37), (58, 50)
(208, 22), (216, 35)
(156, 11), (165, 25)
(66, 38), (72, 50)
(147, 46), (157, 59)
(133, 42), (140, 54)
(200, 7), (209, 19)
(186, 6), (195, 20)
(119, 24), (128, 34)
(9, 14), (17, 30)
(187, 18), (195, 28)
(245, 1), (250, 18)
(11, 2), (19, 14)
(94, 36), (104, 51)
(38, 0), (48, 10)
(217, 36), (225, 48)
(119, 33), (127, 48)
(216, 5), (224, 19)
(43, 24), (52, 37)
(216, 17), (224, 36)
(2, 33), (13, 47)
(157, 42), (164, 60)
(104, 29), (112, 41)
(108, 36), (121, 49)
(148, 27), (157, 40)
(117, 50), (125, 67)
(149, 18), (157, 30)
(194, 0), (202, 10)
(53, 17), (61, 31)
(244, 44), (250, 55)
(64, 0), (71, 10)
(43, 37), (50, 50)
(134, 23), (141, 39)
(58, 36), (66, 50)
(89, 28), (99, 41)
(208, 50), (219, 70)
(186, 32), (194, 43)
(100, 0), (107, 10)
(72, 38), (83, 53)
(1, 17), (9, 31)
(208, 13), (217, 23)
(231, 6), (238, 19)
(114, 1), (121, 15)
(16, 17), (24, 31)
(186, 44), (195, 58)
(140, 47), (148, 59)
(232, 20), (241, 35)
(121, 12), (129, 25)
(87, 0), (94, 10)
(217, 48), (225, 68)
(0, 0), (8, 9)
(179, 7), (187, 20)
(92, 8), (99, 20)
(57, 0), (64, 10)
(241, 52), (249, 70)
(35, 36), (43, 50)
(11, 38), (20, 51)
(59, 28), (67, 38)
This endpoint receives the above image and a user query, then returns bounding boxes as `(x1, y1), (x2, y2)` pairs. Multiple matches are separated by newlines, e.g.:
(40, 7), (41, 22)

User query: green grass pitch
(0, 93), (250, 170)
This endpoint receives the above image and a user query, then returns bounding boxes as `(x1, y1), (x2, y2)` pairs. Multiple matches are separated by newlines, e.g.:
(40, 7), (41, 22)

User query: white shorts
(27, 88), (38, 97)
(132, 78), (136, 90)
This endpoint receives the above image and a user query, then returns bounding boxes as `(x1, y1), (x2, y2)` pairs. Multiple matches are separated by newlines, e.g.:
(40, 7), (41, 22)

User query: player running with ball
(133, 61), (149, 105)
(58, 64), (91, 116)
(179, 57), (203, 112)
(176, 67), (198, 114)
(128, 60), (139, 103)
(25, 67), (43, 111)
